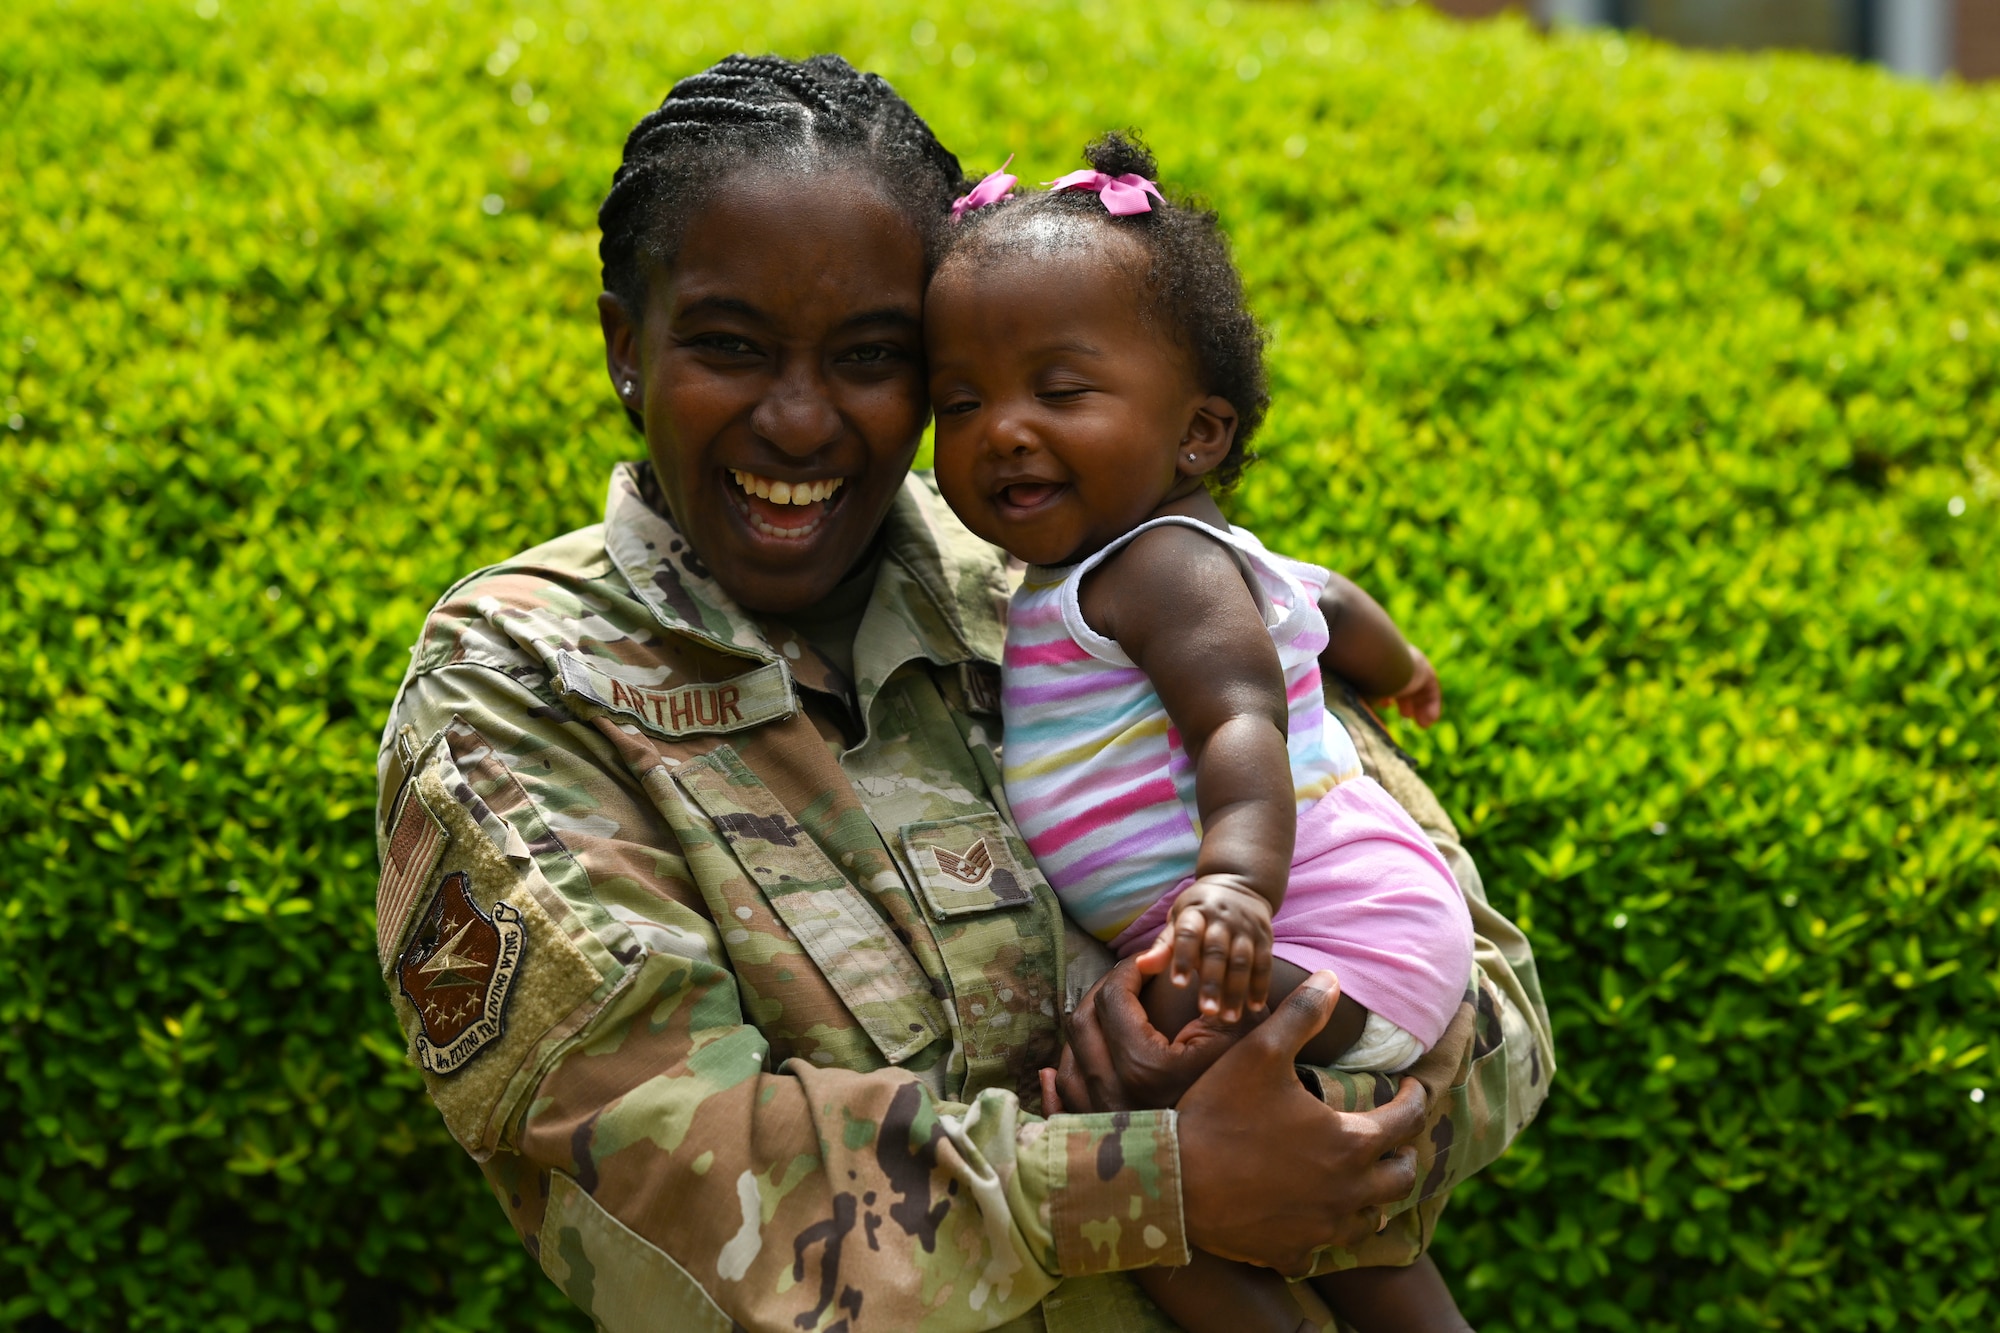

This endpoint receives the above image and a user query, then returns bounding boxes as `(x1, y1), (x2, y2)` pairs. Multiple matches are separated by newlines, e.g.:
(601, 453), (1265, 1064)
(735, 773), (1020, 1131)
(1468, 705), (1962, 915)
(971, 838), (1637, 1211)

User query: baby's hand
(1386, 646), (1442, 728)
(1164, 878), (1274, 1024)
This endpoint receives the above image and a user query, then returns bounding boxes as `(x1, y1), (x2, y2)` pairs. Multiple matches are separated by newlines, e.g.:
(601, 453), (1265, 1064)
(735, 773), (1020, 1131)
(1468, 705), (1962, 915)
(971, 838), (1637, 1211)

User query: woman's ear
(1178, 395), (1239, 478)
(597, 291), (645, 427)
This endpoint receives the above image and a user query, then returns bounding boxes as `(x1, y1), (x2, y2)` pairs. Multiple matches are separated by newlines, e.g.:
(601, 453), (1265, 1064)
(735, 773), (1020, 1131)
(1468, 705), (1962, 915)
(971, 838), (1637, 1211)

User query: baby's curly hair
(939, 131), (1269, 490)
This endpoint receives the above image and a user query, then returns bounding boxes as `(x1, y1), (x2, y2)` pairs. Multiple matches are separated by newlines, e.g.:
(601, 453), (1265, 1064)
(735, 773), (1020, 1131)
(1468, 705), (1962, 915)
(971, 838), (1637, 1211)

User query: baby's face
(926, 240), (1210, 566)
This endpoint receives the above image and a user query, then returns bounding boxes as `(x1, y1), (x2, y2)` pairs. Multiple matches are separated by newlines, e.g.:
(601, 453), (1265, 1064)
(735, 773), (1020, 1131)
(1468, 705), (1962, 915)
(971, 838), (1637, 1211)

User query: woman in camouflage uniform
(373, 54), (1554, 1333)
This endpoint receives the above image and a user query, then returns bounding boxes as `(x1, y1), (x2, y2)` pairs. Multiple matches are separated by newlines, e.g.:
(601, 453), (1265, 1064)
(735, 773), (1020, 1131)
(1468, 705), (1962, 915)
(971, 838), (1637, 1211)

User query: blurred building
(1428, 0), (2000, 79)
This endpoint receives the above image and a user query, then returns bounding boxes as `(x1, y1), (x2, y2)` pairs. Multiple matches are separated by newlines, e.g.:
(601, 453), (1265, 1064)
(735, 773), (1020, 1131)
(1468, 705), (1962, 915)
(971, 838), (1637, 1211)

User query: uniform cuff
(1045, 1109), (1189, 1276)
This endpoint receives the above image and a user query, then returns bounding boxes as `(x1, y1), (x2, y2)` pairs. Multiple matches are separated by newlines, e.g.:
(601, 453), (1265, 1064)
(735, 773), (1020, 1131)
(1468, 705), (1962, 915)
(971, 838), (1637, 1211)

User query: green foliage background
(4, 0), (1998, 1328)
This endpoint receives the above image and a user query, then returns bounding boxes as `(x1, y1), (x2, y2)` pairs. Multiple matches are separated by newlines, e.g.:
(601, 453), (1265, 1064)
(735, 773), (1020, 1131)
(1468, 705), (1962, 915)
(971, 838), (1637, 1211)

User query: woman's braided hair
(599, 54), (966, 319)
(942, 131), (1269, 491)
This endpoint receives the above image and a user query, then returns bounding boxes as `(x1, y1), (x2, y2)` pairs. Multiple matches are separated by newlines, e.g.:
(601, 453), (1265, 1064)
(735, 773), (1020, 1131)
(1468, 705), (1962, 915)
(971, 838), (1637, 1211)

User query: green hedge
(4, 0), (1998, 1328)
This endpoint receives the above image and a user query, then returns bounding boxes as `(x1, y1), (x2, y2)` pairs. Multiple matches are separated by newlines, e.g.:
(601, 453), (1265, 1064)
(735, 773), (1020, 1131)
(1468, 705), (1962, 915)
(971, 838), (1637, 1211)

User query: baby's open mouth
(997, 481), (1065, 512)
(728, 468), (847, 540)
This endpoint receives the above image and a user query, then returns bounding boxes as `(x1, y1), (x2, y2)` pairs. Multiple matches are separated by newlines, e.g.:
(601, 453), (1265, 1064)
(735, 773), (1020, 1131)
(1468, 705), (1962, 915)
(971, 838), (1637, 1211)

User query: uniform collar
(600, 461), (1005, 704)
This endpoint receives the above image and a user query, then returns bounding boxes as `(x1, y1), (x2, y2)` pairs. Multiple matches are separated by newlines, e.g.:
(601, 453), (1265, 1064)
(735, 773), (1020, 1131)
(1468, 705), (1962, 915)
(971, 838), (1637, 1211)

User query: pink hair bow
(1046, 168), (1164, 216)
(951, 155), (1017, 221)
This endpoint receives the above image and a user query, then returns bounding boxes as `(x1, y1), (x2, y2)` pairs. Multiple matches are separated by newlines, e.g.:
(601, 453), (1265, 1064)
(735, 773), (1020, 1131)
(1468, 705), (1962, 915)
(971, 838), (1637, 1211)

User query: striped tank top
(1000, 516), (1364, 944)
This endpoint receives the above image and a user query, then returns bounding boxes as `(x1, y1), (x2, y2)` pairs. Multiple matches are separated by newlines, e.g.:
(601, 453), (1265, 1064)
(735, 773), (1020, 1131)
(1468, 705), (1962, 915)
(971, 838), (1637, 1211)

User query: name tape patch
(555, 650), (796, 738)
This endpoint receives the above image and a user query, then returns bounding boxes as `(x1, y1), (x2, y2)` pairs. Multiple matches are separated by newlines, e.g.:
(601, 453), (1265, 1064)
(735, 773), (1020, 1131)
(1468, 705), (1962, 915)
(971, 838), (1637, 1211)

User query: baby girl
(927, 134), (1477, 1332)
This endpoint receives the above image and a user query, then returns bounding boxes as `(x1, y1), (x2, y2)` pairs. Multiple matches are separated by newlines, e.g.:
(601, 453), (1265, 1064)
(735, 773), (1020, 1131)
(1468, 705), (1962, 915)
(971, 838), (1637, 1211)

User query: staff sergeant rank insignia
(397, 871), (524, 1074)
(929, 837), (994, 887)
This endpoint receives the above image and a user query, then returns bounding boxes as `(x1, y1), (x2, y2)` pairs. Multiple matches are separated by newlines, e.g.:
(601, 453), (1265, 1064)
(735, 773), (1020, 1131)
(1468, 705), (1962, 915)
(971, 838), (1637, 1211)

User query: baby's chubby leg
(1136, 1248), (1325, 1333)
(1312, 1252), (1474, 1333)
(1140, 954), (1370, 1072)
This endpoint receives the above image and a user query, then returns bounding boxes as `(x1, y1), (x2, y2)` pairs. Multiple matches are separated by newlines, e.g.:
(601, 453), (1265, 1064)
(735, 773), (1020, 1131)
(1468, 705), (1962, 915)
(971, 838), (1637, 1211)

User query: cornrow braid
(675, 55), (843, 118)
(599, 54), (965, 328)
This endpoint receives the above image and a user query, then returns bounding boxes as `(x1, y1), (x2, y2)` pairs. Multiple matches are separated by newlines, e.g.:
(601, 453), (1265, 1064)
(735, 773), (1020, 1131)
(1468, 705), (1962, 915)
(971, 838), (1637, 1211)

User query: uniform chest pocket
(673, 747), (945, 1067)
(897, 812), (1060, 1104)
(899, 812), (1038, 919)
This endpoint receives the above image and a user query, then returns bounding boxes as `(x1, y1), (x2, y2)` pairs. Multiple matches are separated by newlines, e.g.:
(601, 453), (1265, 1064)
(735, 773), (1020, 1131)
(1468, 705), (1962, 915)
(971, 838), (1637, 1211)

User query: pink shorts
(1108, 775), (1474, 1051)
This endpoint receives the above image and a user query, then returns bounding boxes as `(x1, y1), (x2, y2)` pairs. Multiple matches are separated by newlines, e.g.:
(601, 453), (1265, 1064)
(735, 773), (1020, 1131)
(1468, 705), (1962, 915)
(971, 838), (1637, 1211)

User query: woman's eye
(840, 343), (903, 366)
(693, 334), (757, 355)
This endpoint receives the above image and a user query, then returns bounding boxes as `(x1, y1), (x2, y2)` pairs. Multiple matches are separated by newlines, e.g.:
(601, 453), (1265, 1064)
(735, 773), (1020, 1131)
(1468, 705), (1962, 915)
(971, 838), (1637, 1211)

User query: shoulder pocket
(377, 731), (615, 1155)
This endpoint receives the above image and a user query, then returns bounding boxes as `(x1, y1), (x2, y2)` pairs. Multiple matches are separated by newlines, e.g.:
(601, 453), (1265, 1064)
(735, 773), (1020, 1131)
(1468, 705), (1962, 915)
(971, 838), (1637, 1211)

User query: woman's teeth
(730, 469), (845, 505)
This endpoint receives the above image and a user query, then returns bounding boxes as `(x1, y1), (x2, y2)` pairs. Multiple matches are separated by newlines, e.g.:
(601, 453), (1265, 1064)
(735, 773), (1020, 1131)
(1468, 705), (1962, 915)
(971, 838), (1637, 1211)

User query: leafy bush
(4, 0), (1997, 1329)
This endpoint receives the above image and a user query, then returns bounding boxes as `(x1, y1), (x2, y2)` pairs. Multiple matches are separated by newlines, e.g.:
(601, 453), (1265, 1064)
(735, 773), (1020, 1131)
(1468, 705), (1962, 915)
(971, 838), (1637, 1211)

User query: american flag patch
(378, 778), (448, 969)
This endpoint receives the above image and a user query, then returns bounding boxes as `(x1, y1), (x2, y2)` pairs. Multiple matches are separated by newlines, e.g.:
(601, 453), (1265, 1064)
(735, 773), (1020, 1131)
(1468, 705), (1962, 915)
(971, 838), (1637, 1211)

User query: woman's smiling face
(600, 164), (930, 614)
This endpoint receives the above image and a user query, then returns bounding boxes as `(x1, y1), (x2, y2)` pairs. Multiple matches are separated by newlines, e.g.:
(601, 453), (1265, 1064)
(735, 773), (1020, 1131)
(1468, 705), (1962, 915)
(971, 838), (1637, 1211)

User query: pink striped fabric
(1000, 516), (1475, 1057)
(1001, 517), (1361, 943)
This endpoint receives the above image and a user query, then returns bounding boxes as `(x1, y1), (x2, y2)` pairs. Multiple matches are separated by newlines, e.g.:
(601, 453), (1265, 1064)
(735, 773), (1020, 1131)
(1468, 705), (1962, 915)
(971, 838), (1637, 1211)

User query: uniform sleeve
(377, 662), (1189, 1333)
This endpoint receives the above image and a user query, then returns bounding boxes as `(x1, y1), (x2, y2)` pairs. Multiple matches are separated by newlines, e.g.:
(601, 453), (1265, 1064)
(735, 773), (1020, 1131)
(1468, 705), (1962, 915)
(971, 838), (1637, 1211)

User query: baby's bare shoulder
(1092, 521), (1244, 593)
(1082, 522), (1262, 641)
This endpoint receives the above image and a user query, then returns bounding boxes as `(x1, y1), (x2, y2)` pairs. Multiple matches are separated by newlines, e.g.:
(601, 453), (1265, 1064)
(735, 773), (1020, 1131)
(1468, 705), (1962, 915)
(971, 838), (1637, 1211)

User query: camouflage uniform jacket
(373, 462), (1555, 1333)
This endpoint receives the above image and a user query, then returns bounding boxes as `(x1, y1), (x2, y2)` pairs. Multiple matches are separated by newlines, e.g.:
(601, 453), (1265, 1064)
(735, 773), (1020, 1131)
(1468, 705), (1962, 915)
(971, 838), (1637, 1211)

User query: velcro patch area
(380, 732), (610, 1154)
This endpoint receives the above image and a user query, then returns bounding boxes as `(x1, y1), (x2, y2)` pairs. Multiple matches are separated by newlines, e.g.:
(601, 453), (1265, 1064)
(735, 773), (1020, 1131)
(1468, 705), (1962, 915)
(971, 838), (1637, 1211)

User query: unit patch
(397, 871), (525, 1074)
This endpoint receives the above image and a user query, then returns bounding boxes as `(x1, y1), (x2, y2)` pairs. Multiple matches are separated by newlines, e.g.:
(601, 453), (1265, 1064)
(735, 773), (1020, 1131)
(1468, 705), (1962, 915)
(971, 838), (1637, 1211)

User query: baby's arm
(1320, 572), (1441, 727)
(1079, 526), (1295, 1023)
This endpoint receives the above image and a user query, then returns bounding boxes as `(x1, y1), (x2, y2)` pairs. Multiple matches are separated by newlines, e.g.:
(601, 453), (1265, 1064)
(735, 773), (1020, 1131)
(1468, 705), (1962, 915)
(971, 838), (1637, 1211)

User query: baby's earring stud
(1186, 451), (1197, 462)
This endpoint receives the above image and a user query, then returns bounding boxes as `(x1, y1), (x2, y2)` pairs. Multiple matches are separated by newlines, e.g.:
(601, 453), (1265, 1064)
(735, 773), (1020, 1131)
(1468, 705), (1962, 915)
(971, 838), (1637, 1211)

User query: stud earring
(1187, 452), (1197, 462)
(622, 379), (634, 396)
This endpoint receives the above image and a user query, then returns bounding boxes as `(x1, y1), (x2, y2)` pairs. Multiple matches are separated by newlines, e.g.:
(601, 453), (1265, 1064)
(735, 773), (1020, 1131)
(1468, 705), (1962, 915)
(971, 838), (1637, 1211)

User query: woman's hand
(1050, 961), (1427, 1272)
(1176, 972), (1427, 1272)
(1051, 952), (1241, 1113)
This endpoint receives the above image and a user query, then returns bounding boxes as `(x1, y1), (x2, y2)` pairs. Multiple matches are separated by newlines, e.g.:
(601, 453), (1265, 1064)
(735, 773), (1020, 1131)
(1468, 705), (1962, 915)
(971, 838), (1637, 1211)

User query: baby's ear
(1179, 395), (1239, 477)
